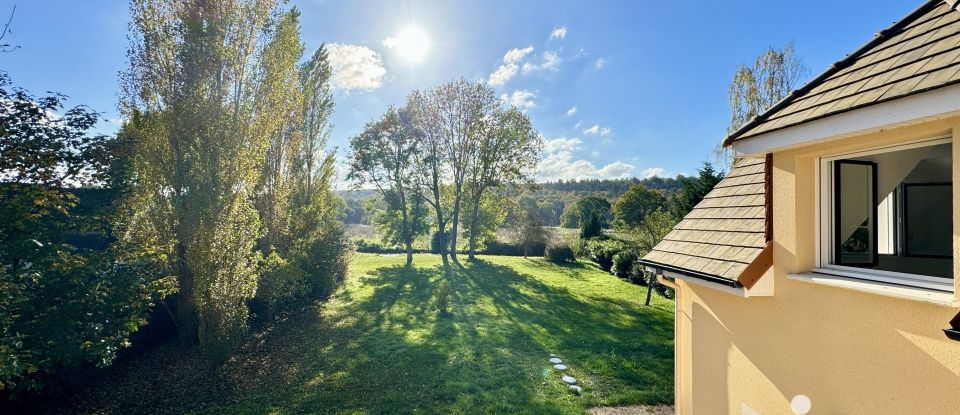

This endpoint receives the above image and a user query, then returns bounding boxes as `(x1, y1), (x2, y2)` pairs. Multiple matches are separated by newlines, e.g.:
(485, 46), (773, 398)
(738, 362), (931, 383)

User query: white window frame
(814, 135), (954, 293)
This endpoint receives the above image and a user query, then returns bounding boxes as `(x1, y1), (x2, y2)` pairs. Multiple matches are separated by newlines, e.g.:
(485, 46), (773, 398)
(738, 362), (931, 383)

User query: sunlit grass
(69, 253), (674, 414)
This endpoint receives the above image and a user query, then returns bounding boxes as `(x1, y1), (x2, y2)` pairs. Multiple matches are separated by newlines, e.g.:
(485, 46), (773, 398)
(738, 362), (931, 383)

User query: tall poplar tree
(121, 0), (305, 360)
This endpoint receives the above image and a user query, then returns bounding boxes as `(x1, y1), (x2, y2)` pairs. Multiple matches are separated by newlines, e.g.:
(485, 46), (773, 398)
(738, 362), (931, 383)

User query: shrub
(481, 239), (546, 257)
(256, 252), (307, 318)
(585, 239), (628, 272)
(545, 243), (576, 264)
(580, 211), (604, 239)
(435, 280), (452, 314)
(611, 250), (639, 278)
(0, 249), (175, 394)
(295, 224), (352, 299)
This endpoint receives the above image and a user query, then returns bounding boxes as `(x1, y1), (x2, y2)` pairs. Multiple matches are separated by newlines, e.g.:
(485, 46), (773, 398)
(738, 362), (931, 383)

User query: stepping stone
(553, 364), (567, 370)
(550, 353), (557, 357)
(561, 375), (577, 385)
(549, 357), (562, 364)
(569, 385), (583, 394)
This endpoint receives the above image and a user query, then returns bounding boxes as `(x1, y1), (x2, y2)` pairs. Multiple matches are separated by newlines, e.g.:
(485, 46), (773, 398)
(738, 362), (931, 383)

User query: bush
(481, 239), (546, 257)
(580, 211), (604, 239)
(0, 249), (175, 394)
(545, 243), (576, 264)
(295, 224), (352, 299)
(434, 280), (452, 314)
(585, 239), (628, 272)
(256, 252), (307, 318)
(611, 250), (639, 278)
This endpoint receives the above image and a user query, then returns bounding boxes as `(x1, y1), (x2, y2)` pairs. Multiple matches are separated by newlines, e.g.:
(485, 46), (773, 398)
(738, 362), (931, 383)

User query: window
(818, 139), (954, 289)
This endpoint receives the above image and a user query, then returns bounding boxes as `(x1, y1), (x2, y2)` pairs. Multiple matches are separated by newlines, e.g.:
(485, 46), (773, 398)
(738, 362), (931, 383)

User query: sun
(388, 24), (430, 63)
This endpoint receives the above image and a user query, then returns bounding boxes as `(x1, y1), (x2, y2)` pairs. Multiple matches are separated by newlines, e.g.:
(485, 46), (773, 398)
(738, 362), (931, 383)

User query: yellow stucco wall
(675, 117), (960, 414)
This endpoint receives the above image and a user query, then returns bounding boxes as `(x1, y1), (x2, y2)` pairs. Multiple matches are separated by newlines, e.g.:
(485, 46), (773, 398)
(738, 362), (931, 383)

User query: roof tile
(640, 158), (771, 284)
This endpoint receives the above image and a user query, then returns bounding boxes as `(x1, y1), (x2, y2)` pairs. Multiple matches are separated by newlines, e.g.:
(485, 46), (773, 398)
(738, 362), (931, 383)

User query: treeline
(340, 175), (685, 227)
(0, 1), (348, 398)
(538, 176), (684, 196)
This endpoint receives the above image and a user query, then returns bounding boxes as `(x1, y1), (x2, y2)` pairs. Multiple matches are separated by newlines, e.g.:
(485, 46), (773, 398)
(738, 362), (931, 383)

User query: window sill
(787, 272), (957, 307)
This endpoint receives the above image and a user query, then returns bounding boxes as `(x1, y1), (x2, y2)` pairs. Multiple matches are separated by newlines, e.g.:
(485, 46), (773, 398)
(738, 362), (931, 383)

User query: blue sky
(1, 0), (916, 185)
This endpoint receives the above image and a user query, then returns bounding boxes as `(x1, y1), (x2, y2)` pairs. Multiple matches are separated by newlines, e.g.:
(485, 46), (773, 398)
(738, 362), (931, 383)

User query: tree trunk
(449, 193), (462, 264)
(399, 191), (413, 267)
(644, 273), (655, 306)
(174, 242), (198, 343)
(467, 194), (482, 261)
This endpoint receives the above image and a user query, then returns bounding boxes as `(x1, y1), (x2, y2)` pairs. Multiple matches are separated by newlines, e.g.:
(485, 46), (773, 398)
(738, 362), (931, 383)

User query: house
(638, 1), (960, 413)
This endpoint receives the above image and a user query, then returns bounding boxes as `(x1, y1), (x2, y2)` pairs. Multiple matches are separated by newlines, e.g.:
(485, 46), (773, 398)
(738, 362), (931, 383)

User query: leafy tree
(464, 107), (541, 259)
(0, 72), (174, 393)
(255, 9), (307, 253)
(341, 198), (367, 224)
(671, 162), (724, 218)
(559, 205), (580, 228)
(348, 107), (425, 266)
(613, 184), (667, 229)
(121, 0), (315, 359)
(633, 209), (679, 255)
(459, 191), (507, 252)
(407, 79), (504, 265)
(368, 193), (430, 255)
(518, 209), (549, 258)
(565, 195), (612, 230)
(407, 91), (452, 268)
(579, 210), (604, 239)
(718, 44), (806, 166)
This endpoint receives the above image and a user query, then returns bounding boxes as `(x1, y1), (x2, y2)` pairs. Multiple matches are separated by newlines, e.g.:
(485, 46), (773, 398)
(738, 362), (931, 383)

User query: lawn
(65, 254), (674, 414)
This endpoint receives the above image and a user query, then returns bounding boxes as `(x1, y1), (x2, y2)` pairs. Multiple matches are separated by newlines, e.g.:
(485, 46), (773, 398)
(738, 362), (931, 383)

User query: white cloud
(543, 137), (582, 153)
(565, 106), (577, 117)
(501, 89), (537, 109)
(595, 57), (608, 69)
(488, 46), (534, 86)
(583, 124), (611, 136)
(504, 46), (534, 64)
(574, 120), (583, 130)
(326, 43), (386, 91)
(550, 26), (567, 40)
(641, 167), (666, 178)
(538, 151), (637, 181)
(522, 50), (560, 73)
(537, 136), (641, 181)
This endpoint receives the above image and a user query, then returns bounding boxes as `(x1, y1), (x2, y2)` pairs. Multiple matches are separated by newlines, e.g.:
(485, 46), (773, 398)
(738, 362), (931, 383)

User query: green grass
(68, 254), (674, 414)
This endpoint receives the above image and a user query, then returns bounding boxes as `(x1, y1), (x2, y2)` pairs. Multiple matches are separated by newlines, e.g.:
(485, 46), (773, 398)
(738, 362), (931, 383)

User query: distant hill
(536, 175), (686, 198)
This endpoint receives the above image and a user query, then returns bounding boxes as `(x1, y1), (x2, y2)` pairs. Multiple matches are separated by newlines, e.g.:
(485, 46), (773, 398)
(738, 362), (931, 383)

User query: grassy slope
(69, 254), (674, 414)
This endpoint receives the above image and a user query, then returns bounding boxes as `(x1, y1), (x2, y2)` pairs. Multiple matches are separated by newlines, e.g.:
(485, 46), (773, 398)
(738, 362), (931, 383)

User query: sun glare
(391, 24), (430, 63)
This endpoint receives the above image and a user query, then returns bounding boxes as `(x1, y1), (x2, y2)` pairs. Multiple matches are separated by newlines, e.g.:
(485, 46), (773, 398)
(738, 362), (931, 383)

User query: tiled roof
(639, 157), (771, 287)
(726, 0), (960, 144)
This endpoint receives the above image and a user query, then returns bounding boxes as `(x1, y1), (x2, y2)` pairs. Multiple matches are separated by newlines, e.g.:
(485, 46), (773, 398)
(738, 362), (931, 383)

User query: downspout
(657, 274), (683, 414)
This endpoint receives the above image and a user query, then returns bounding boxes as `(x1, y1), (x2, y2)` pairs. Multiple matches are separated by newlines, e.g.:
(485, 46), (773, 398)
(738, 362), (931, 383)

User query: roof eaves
(637, 259), (744, 288)
(722, 0), (947, 147)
